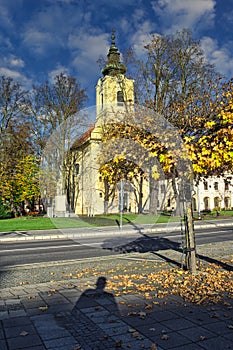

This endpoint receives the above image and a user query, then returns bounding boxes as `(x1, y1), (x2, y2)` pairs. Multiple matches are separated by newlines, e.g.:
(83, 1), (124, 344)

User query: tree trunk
(138, 175), (143, 213)
(149, 175), (158, 215)
(186, 201), (197, 274)
(104, 179), (110, 214)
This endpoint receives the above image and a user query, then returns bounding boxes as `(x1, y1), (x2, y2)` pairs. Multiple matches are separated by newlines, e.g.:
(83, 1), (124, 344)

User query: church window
(117, 91), (124, 105)
(101, 93), (103, 109)
(224, 197), (231, 208)
(214, 182), (219, 190)
(74, 163), (79, 175)
(203, 181), (208, 190)
(204, 197), (209, 210)
(214, 196), (220, 208)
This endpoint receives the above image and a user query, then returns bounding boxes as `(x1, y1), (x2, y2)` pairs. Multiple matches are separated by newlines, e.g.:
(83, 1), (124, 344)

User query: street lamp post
(119, 180), (124, 229)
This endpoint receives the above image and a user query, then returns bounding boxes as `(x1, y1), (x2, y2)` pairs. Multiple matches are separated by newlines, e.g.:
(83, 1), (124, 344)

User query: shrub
(0, 201), (10, 219)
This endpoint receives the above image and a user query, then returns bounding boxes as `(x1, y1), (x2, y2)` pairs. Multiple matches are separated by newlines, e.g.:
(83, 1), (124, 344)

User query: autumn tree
(0, 76), (39, 216)
(127, 29), (222, 216)
(185, 78), (233, 175)
(30, 73), (88, 211)
(0, 123), (40, 216)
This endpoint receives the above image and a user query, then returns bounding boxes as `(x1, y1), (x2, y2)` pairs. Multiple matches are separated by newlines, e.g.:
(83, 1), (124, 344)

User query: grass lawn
(0, 210), (232, 232)
(0, 213), (179, 232)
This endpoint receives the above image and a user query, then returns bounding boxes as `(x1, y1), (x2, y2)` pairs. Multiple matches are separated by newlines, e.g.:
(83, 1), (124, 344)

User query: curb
(0, 220), (232, 242)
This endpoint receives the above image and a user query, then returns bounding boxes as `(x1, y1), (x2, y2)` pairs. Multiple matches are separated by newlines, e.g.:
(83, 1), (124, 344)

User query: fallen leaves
(102, 261), (233, 306)
(38, 305), (49, 312)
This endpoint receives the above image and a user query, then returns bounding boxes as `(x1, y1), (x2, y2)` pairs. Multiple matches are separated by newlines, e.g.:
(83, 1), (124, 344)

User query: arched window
(225, 181), (230, 191)
(224, 197), (231, 209)
(204, 197), (209, 210)
(214, 197), (221, 208)
(117, 91), (124, 105)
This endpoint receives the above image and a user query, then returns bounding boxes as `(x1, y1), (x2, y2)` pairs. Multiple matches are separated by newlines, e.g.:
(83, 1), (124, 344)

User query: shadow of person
(69, 277), (122, 349)
(72, 276), (119, 318)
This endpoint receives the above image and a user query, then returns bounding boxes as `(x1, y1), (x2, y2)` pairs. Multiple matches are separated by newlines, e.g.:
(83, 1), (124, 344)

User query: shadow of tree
(102, 220), (233, 272)
(102, 233), (182, 268)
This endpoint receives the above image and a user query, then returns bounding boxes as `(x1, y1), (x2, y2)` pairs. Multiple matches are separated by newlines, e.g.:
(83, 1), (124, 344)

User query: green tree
(0, 124), (38, 216)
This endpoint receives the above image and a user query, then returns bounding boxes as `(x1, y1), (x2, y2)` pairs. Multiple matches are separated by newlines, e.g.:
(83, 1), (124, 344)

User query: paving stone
(7, 333), (43, 350)
(202, 320), (233, 335)
(9, 309), (27, 317)
(178, 325), (216, 342)
(44, 335), (77, 349)
(197, 335), (233, 350)
(3, 316), (31, 327)
(0, 338), (8, 350)
(137, 323), (171, 337)
(5, 299), (21, 306)
(161, 317), (197, 331)
(184, 310), (221, 325)
(4, 324), (37, 338)
(151, 331), (192, 349)
(149, 310), (180, 322)
(171, 344), (206, 350)
(0, 311), (9, 320)
(0, 327), (5, 339)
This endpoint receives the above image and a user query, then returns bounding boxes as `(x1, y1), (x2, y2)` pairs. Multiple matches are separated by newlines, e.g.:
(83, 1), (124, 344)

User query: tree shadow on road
(102, 220), (233, 272)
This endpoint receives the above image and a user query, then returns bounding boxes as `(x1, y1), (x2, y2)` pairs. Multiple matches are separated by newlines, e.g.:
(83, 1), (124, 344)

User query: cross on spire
(111, 29), (116, 45)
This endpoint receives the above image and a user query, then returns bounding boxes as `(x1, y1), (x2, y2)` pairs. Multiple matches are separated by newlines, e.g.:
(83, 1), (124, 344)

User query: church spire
(101, 30), (127, 77)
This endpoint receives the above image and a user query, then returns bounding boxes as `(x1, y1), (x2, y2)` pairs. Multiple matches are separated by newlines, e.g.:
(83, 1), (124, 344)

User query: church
(69, 32), (233, 217)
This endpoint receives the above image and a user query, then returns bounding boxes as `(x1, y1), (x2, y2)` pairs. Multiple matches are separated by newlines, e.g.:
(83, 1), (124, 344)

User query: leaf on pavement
(20, 331), (29, 336)
(38, 305), (49, 311)
(161, 334), (169, 340)
(151, 344), (157, 350)
(115, 340), (122, 347)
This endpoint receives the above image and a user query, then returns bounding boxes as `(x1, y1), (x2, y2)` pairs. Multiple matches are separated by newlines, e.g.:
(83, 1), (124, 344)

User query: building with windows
(71, 33), (233, 216)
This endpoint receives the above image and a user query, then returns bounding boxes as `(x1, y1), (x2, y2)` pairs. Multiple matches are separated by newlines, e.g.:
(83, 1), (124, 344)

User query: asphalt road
(1, 225), (232, 269)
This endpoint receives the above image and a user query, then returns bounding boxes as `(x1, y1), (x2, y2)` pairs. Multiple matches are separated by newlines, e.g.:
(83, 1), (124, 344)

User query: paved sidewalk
(0, 242), (232, 350)
(0, 218), (232, 242)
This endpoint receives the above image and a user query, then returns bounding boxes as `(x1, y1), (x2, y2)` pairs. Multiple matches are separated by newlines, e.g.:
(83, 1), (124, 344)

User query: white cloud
(48, 65), (70, 82)
(22, 29), (58, 55)
(9, 56), (25, 68)
(0, 67), (22, 79)
(201, 37), (233, 78)
(68, 32), (109, 84)
(151, 0), (216, 34)
(0, 67), (32, 87)
(129, 14), (154, 57)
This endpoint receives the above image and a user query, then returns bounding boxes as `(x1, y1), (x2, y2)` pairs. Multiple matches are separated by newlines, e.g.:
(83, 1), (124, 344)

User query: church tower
(96, 30), (134, 120)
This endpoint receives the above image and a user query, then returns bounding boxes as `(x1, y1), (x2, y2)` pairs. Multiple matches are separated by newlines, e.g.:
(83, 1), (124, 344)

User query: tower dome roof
(101, 30), (127, 77)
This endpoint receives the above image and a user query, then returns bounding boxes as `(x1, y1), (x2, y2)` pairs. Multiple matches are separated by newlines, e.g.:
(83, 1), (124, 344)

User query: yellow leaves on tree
(0, 155), (40, 212)
(185, 78), (233, 175)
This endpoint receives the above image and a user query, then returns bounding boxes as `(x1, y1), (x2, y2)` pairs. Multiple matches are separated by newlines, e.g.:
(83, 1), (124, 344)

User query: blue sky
(0, 0), (232, 106)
